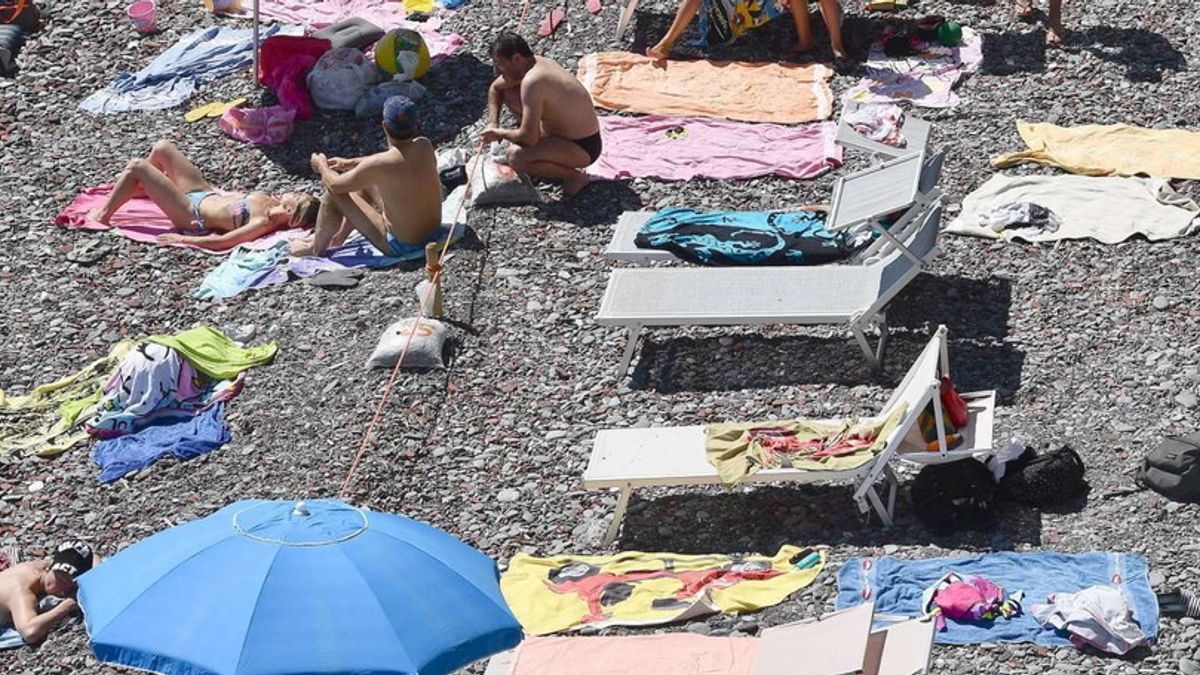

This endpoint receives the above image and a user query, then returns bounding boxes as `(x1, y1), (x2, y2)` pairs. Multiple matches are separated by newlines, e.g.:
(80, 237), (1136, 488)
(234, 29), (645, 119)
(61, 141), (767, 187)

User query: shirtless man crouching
(481, 32), (602, 196)
(290, 96), (443, 257)
(0, 542), (94, 645)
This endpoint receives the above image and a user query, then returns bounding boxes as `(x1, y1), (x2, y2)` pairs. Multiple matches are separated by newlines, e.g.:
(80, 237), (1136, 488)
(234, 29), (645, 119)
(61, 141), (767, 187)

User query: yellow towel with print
(991, 121), (1200, 179)
(706, 405), (908, 484)
(502, 547), (826, 635)
(0, 341), (135, 457)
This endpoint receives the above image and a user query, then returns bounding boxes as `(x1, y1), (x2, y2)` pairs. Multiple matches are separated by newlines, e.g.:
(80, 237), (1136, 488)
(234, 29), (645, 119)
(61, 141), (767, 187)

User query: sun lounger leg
(883, 463), (899, 517)
(601, 485), (632, 547)
(617, 325), (641, 377)
(865, 484), (894, 528)
(851, 325), (881, 370)
(874, 311), (889, 364)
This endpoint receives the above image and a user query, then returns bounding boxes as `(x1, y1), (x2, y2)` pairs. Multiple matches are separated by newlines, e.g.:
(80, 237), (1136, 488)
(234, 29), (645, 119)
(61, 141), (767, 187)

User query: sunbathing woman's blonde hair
(291, 195), (321, 229)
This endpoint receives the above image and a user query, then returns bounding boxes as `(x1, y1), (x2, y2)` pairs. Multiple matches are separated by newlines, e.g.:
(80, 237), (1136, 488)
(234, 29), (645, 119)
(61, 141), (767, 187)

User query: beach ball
(375, 28), (431, 80)
(936, 21), (964, 47)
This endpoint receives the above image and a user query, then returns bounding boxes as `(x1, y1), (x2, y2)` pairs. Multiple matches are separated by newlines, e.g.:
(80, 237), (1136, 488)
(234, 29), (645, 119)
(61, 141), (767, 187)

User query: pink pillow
(218, 105), (296, 145)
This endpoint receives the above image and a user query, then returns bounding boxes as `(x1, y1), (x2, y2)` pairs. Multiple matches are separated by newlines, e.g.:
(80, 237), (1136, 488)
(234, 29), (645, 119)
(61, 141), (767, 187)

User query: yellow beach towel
(577, 52), (834, 124)
(502, 546), (826, 635)
(0, 341), (134, 457)
(992, 121), (1200, 179)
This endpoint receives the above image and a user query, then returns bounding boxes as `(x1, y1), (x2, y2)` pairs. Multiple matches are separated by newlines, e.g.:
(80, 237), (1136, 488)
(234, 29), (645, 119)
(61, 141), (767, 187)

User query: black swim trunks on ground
(571, 131), (603, 164)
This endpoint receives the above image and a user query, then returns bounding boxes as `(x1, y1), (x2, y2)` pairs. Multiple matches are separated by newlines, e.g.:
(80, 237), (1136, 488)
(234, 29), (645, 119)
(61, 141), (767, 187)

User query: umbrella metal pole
(251, 0), (261, 88)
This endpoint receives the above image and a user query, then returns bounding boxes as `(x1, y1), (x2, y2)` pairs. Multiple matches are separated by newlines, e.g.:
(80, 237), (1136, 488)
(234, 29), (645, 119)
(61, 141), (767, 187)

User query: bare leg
(646, 0), (702, 60)
(146, 140), (211, 192)
(293, 196), (356, 256)
(787, 0), (816, 54)
(320, 190), (394, 254)
(1045, 0), (1066, 44)
(508, 137), (593, 195)
(89, 159), (194, 227)
(816, 0), (847, 60)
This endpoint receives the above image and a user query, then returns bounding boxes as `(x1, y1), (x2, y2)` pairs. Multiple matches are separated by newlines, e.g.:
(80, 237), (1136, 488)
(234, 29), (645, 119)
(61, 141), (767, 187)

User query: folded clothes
(56, 185), (306, 254)
(837, 552), (1158, 646)
(590, 116), (841, 182)
(991, 121), (1200, 179)
(577, 52), (834, 123)
(81, 25), (290, 115)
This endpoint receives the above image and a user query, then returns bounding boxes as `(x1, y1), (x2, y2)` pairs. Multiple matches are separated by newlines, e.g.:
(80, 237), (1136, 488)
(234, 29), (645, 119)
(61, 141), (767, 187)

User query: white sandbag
(467, 149), (542, 207)
(365, 317), (447, 369)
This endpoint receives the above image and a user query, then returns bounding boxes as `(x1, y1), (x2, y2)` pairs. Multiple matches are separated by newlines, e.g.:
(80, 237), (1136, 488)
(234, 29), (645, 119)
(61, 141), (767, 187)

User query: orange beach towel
(577, 52), (834, 124)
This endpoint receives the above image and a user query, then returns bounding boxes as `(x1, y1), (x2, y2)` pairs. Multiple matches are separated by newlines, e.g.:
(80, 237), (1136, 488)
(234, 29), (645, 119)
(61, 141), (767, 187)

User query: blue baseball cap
(382, 96), (420, 139)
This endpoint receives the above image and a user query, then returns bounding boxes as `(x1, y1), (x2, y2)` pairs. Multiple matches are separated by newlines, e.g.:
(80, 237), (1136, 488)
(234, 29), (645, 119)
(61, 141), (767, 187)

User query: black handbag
(997, 444), (1089, 507)
(1138, 432), (1200, 504)
(911, 459), (996, 532)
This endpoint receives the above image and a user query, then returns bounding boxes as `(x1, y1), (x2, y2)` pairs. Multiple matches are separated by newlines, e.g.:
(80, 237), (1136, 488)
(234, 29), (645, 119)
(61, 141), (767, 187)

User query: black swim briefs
(571, 131), (603, 164)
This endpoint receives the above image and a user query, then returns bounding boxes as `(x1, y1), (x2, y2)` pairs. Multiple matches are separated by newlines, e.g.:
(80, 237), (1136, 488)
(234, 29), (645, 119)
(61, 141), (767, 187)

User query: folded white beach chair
(485, 602), (935, 675)
(583, 326), (995, 545)
(836, 99), (933, 159)
(605, 151), (944, 266)
(595, 186), (943, 377)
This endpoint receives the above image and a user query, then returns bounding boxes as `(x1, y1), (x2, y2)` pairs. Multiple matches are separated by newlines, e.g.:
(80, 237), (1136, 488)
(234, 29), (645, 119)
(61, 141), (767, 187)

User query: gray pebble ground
(2, 0), (1199, 672)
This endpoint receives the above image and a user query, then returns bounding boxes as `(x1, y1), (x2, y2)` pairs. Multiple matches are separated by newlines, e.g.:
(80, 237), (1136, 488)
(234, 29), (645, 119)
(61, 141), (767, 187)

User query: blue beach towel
(81, 25), (290, 114)
(634, 207), (855, 266)
(93, 403), (231, 483)
(837, 552), (1159, 646)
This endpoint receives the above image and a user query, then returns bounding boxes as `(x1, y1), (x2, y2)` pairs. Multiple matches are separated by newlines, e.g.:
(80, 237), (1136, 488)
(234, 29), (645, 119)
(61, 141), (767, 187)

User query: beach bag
(467, 153), (542, 206)
(306, 47), (378, 111)
(910, 459), (995, 532)
(1138, 432), (1200, 504)
(219, 106), (296, 145)
(997, 444), (1088, 507)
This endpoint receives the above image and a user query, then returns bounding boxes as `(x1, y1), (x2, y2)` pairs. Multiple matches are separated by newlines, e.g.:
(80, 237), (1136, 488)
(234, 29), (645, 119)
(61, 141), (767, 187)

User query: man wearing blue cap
(290, 96), (442, 257)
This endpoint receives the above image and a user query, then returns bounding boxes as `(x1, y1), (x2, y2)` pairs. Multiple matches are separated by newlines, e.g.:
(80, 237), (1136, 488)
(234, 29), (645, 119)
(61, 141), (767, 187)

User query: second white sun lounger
(595, 197), (943, 376)
(583, 326), (994, 545)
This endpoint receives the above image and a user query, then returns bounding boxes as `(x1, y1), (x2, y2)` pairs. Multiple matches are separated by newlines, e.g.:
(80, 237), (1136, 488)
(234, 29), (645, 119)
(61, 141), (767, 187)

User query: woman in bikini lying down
(87, 140), (320, 252)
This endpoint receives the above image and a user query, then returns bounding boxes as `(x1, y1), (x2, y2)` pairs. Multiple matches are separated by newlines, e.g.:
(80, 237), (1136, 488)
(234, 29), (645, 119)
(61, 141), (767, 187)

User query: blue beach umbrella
(78, 498), (522, 675)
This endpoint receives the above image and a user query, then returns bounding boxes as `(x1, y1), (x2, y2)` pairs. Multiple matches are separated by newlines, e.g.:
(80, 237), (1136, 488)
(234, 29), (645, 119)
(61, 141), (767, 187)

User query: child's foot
(1013, 0), (1035, 19)
(1046, 24), (1067, 45)
(86, 208), (109, 224)
(563, 172), (591, 196)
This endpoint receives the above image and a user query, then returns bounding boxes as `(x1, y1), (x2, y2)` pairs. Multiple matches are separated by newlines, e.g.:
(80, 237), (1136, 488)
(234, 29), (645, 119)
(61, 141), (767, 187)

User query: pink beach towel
(235, 1), (463, 63)
(56, 185), (305, 255)
(589, 116), (842, 181)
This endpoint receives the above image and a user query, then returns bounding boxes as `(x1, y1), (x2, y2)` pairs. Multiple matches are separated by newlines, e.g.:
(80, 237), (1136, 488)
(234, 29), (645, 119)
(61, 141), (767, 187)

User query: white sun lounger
(582, 325), (995, 546)
(605, 151), (944, 266)
(595, 192), (943, 377)
(836, 99), (933, 160)
(583, 326), (993, 547)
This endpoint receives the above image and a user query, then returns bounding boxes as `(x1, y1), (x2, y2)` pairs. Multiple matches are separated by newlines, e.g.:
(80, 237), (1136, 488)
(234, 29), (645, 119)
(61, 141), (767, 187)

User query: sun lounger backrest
(826, 151), (925, 233)
(919, 152), (945, 194)
(882, 326), (947, 416)
(866, 205), (940, 314)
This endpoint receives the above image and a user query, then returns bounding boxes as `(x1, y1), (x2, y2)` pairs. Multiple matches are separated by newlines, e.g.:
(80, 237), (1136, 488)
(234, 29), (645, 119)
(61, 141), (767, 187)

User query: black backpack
(910, 459), (996, 532)
(997, 445), (1089, 507)
(1138, 432), (1200, 504)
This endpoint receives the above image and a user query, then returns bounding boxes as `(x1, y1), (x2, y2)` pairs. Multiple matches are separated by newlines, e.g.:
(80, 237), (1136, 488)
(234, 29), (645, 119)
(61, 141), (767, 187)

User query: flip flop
(184, 98), (246, 123)
(304, 267), (366, 290)
(66, 239), (114, 266)
(585, 0), (601, 14)
(537, 8), (565, 36)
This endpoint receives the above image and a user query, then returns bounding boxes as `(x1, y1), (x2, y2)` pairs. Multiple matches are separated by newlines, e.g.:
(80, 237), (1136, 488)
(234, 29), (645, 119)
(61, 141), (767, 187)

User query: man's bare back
(0, 558), (82, 645)
(360, 139), (442, 244)
(518, 57), (600, 141)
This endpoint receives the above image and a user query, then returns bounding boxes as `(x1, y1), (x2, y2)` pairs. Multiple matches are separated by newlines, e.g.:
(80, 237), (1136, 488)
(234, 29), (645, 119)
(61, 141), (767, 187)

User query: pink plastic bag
(218, 105), (296, 145)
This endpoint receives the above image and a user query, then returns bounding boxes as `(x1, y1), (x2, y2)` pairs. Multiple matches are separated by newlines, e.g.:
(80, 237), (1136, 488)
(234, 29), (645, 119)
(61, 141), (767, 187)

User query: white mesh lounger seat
(836, 99), (933, 160)
(595, 196), (943, 377)
(583, 326), (995, 546)
(605, 151), (944, 266)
